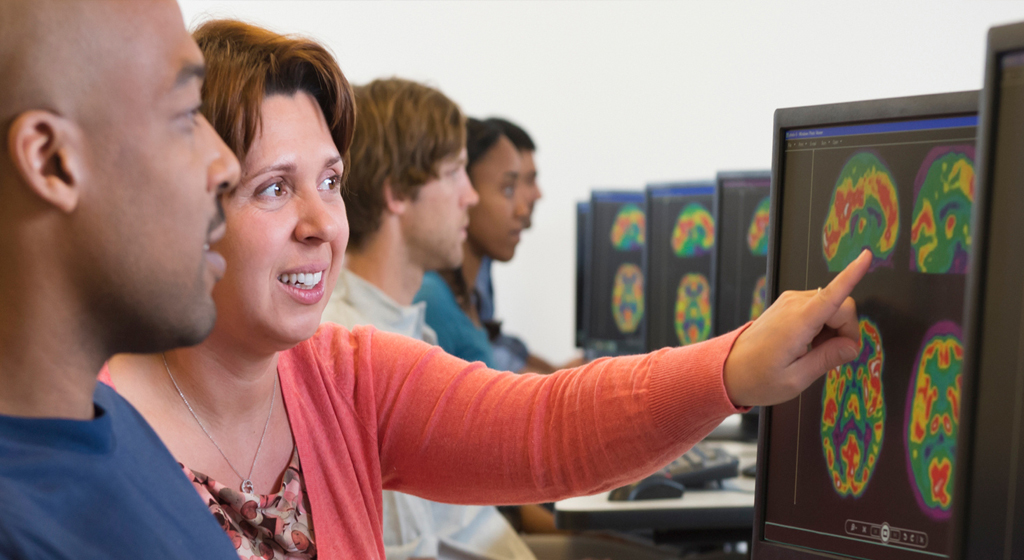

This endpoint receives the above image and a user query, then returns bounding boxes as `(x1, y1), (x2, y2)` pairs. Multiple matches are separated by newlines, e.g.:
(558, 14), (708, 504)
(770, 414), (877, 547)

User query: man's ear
(7, 110), (86, 213)
(382, 177), (408, 216)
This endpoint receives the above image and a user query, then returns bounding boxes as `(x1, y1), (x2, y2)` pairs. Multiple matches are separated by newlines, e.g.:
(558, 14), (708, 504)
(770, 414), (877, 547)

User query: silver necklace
(162, 353), (276, 494)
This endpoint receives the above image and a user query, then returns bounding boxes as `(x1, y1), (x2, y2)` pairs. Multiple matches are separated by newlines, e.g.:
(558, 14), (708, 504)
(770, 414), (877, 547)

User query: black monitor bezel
(956, 21), (1024, 560)
(643, 180), (719, 352)
(575, 201), (591, 349)
(753, 90), (980, 560)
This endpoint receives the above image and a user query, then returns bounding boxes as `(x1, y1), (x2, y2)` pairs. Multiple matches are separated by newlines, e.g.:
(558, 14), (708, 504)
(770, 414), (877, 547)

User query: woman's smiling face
(210, 91), (348, 352)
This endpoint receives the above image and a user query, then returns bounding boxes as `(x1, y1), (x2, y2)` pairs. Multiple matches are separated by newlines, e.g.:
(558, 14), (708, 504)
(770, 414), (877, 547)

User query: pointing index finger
(816, 249), (871, 318)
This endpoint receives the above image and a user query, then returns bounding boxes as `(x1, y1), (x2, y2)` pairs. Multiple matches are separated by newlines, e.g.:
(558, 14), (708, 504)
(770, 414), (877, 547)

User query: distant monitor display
(585, 192), (646, 355)
(756, 93), (978, 560)
(715, 171), (771, 335)
(645, 182), (717, 351)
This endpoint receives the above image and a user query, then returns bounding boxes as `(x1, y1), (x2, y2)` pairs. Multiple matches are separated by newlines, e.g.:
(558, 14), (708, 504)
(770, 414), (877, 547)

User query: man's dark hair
(466, 118), (505, 173)
(484, 117), (535, 152)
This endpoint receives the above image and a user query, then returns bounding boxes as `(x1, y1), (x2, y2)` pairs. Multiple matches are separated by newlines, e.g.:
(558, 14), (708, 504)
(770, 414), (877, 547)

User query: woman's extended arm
(367, 324), (746, 505)
(296, 249), (870, 506)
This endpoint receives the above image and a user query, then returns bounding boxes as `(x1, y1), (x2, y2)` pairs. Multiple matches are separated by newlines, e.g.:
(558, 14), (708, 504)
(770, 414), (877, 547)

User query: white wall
(178, 0), (1024, 365)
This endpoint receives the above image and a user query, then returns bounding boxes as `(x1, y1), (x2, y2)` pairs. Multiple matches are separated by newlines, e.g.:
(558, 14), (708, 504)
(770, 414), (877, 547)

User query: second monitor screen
(588, 192), (646, 354)
(716, 174), (771, 335)
(764, 114), (977, 559)
(646, 184), (716, 351)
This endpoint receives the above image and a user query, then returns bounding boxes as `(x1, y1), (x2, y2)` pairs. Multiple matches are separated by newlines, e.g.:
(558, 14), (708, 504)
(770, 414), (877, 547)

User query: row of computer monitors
(574, 171), (770, 356)
(579, 21), (1024, 560)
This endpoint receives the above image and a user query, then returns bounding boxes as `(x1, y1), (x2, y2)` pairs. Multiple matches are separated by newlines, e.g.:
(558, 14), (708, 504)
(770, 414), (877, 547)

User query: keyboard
(608, 443), (741, 501)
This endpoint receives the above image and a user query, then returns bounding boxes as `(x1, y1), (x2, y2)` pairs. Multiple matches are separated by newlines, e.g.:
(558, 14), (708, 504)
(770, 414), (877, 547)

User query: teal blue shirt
(415, 271), (495, 368)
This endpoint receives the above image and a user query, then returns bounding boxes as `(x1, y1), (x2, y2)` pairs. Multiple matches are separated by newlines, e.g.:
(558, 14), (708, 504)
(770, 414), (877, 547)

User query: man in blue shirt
(477, 118), (577, 374)
(0, 0), (241, 557)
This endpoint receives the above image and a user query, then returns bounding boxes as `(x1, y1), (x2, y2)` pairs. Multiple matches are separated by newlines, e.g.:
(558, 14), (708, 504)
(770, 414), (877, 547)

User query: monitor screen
(715, 171), (771, 336)
(576, 201), (590, 348)
(644, 182), (717, 351)
(957, 39), (1024, 558)
(755, 92), (978, 560)
(584, 191), (646, 355)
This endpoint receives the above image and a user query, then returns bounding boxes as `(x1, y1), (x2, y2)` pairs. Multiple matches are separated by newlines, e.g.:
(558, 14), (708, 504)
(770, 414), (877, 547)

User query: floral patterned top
(182, 448), (317, 560)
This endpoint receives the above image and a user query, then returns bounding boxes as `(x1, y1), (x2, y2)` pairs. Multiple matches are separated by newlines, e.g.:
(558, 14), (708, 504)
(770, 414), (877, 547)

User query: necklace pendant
(241, 479), (254, 494)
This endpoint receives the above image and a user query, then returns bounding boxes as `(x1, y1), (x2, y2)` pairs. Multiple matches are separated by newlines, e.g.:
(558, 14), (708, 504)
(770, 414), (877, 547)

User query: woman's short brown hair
(192, 19), (354, 172)
(345, 78), (466, 250)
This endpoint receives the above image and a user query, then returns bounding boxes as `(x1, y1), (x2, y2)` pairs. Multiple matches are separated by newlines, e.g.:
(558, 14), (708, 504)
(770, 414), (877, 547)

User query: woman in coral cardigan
(105, 19), (870, 560)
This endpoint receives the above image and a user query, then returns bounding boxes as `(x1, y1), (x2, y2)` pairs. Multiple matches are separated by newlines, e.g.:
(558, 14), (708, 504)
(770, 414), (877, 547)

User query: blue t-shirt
(0, 383), (238, 560)
(415, 271), (495, 367)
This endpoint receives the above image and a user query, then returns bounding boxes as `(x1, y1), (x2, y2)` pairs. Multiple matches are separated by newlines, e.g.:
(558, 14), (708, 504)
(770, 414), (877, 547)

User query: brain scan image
(821, 317), (885, 498)
(610, 204), (645, 251)
(611, 263), (644, 333)
(822, 152), (900, 271)
(905, 322), (963, 519)
(671, 203), (715, 257)
(910, 146), (975, 274)
(674, 273), (712, 345)
(747, 196), (771, 256)
(749, 275), (767, 320)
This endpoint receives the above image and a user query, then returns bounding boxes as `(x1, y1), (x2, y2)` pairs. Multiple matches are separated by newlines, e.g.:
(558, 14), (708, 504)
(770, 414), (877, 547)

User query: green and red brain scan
(747, 197), (770, 256)
(672, 203), (715, 257)
(611, 263), (644, 333)
(674, 273), (712, 345)
(821, 317), (886, 498)
(610, 204), (645, 251)
(905, 322), (963, 519)
(910, 146), (975, 274)
(749, 275), (767, 320)
(822, 152), (900, 271)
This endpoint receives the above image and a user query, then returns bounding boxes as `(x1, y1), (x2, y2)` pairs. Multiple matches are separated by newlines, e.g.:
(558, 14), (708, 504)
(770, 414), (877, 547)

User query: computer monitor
(575, 201), (591, 349)
(752, 91), (979, 560)
(583, 191), (646, 356)
(715, 171), (772, 336)
(955, 22), (1024, 559)
(644, 181), (718, 351)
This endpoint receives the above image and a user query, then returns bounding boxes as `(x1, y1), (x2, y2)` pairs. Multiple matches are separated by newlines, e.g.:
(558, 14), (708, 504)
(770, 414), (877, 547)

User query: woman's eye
(319, 175), (342, 192)
(502, 184), (516, 198)
(259, 182), (284, 197)
(178, 105), (202, 130)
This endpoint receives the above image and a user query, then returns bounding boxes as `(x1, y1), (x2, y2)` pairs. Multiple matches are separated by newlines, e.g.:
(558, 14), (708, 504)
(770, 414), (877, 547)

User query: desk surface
(554, 418), (757, 533)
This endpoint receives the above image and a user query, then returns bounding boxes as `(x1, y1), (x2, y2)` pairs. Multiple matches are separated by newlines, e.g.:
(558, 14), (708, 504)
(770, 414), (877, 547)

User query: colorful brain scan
(610, 204), (645, 251)
(905, 322), (963, 519)
(749, 275), (767, 320)
(671, 203), (715, 257)
(822, 152), (900, 271)
(821, 317), (885, 498)
(910, 146), (975, 274)
(674, 273), (712, 345)
(611, 263), (644, 333)
(747, 197), (771, 256)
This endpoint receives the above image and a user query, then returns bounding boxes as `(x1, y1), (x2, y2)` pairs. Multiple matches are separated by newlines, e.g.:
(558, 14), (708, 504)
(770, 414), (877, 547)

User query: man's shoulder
(0, 387), (237, 560)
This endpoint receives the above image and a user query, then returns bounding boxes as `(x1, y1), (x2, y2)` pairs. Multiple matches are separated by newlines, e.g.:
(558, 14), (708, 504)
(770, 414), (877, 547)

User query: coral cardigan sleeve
(298, 323), (748, 506)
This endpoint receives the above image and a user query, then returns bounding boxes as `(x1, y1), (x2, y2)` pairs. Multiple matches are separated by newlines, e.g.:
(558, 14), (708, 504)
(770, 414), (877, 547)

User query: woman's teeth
(278, 271), (323, 290)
